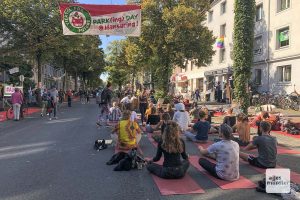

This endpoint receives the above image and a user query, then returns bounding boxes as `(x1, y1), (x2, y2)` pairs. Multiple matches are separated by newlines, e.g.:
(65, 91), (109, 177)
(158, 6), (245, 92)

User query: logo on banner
(64, 6), (91, 33)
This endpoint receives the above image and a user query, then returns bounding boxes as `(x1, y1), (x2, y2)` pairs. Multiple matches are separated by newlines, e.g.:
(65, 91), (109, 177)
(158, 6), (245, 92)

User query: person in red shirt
(11, 88), (23, 121)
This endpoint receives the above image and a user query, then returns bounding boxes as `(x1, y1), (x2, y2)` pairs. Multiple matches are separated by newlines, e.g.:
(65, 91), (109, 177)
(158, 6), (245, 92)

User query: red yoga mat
(240, 159), (300, 184)
(189, 156), (256, 189)
(147, 157), (205, 195)
(251, 125), (300, 139)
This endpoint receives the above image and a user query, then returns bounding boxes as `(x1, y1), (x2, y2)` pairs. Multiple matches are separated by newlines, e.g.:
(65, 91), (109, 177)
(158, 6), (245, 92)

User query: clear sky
(78, 0), (126, 51)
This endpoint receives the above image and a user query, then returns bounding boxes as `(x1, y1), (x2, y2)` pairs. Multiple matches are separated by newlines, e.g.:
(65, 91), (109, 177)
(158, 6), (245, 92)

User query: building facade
(172, 0), (299, 101)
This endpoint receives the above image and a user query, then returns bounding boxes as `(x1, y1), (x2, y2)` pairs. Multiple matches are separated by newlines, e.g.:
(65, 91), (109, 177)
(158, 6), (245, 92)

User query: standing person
(225, 83), (231, 104)
(216, 82), (222, 103)
(67, 89), (72, 107)
(49, 86), (58, 119)
(198, 124), (240, 181)
(41, 89), (49, 117)
(240, 121), (277, 169)
(97, 82), (113, 126)
(146, 121), (190, 179)
(11, 88), (23, 121)
(195, 89), (200, 102)
(139, 89), (148, 125)
(86, 90), (90, 104)
(58, 89), (64, 104)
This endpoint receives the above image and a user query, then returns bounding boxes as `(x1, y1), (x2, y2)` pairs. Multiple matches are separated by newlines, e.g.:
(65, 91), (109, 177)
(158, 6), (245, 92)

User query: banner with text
(59, 3), (141, 36)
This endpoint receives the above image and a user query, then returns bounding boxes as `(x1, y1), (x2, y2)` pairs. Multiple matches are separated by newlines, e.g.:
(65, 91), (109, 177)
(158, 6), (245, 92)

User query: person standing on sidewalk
(49, 86), (58, 120)
(11, 88), (23, 121)
(97, 82), (112, 126)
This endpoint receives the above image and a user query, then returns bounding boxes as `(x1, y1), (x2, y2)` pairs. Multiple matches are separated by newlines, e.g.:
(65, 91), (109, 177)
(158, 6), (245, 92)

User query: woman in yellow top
(111, 110), (142, 150)
(145, 102), (155, 118)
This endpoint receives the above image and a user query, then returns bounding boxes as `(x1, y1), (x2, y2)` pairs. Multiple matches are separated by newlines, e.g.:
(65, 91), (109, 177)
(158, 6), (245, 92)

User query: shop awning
(204, 67), (233, 76)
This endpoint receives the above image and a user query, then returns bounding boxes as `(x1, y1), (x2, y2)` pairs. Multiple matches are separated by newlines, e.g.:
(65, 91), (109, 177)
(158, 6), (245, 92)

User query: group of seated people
(108, 101), (278, 181)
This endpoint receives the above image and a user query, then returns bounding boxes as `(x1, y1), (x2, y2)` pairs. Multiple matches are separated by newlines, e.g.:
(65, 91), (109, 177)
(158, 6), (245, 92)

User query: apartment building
(172, 0), (300, 101)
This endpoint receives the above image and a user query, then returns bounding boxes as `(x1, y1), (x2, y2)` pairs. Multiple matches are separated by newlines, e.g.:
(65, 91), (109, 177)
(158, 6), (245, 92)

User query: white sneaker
(49, 118), (52, 121)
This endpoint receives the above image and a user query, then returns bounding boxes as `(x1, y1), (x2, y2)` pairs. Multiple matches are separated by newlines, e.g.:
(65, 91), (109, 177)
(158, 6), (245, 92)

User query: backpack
(42, 93), (48, 101)
(100, 88), (110, 104)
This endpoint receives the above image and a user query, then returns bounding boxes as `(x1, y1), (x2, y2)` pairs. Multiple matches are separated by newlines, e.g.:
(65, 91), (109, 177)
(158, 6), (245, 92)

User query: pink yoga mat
(251, 125), (300, 139)
(189, 156), (256, 189)
(240, 159), (300, 184)
(147, 157), (205, 195)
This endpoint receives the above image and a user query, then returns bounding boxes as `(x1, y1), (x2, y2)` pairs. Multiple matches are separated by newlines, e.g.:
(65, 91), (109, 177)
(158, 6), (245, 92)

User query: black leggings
(147, 160), (189, 179)
(198, 158), (220, 179)
(139, 103), (147, 123)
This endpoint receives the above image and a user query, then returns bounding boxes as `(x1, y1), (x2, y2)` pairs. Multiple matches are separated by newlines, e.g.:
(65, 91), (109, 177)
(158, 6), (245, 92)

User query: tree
(233, 0), (256, 113)
(133, 0), (215, 95)
(0, 0), (70, 87)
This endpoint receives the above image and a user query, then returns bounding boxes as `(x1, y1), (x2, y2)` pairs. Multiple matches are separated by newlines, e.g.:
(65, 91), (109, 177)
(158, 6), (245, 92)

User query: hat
(175, 103), (185, 111)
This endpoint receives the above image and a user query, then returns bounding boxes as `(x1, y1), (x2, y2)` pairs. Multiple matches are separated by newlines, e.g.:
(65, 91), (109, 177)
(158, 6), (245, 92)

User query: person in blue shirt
(185, 111), (211, 142)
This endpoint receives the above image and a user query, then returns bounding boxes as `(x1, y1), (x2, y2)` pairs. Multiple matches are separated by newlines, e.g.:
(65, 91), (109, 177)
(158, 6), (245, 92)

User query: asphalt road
(0, 100), (293, 200)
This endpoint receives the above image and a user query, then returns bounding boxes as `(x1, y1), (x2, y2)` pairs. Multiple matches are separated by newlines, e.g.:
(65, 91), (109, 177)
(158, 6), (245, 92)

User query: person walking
(195, 89), (200, 102)
(11, 88), (23, 121)
(67, 89), (72, 107)
(41, 89), (49, 117)
(49, 86), (58, 119)
(97, 82), (113, 126)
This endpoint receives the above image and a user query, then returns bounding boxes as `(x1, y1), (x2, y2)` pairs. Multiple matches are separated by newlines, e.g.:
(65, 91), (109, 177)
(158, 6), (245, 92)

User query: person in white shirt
(120, 95), (131, 104)
(198, 123), (240, 181)
(173, 103), (190, 132)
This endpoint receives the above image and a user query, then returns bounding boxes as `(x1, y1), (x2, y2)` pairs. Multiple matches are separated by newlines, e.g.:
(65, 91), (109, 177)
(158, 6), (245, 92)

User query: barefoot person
(198, 123), (239, 181)
(240, 121), (277, 169)
(147, 121), (189, 179)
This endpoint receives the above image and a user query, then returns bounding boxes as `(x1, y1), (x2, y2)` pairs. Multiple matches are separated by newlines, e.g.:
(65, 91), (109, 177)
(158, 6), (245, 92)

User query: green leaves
(233, 0), (256, 113)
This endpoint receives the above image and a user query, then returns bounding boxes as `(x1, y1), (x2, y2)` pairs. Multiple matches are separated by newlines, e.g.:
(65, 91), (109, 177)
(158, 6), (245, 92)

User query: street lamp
(19, 75), (24, 87)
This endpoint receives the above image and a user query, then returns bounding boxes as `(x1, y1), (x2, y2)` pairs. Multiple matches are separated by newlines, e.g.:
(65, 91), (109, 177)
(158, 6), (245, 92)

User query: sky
(78, 0), (127, 81)
(78, 0), (126, 51)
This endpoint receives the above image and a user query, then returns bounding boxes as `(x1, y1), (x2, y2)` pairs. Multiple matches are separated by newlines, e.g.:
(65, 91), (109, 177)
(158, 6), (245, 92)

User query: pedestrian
(67, 89), (72, 107)
(97, 82), (113, 126)
(216, 82), (222, 103)
(139, 89), (148, 125)
(41, 89), (49, 117)
(146, 121), (190, 179)
(49, 86), (58, 120)
(195, 89), (200, 102)
(58, 89), (64, 104)
(11, 88), (23, 121)
(225, 83), (231, 104)
(86, 90), (90, 104)
(198, 123), (240, 181)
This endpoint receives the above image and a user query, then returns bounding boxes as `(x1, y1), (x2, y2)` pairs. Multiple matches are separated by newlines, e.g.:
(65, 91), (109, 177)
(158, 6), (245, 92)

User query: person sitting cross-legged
(146, 121), (190, 179)
(232, 113), (250, 146)
(198, 124), (240, 181)
(173, 103), (190, 132)
(239, 121), (277, 169)
(185, 111), (211, 143)
(111, 110), (142, 150)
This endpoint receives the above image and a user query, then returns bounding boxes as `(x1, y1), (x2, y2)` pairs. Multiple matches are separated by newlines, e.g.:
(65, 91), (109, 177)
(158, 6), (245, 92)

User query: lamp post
(19, 75), (24, 87)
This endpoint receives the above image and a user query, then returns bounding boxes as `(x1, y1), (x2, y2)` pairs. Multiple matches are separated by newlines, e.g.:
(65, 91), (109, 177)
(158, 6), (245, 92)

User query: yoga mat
(240, 159), (300, 184)
(147, 157), (205, 195)
(251, 125), (300, 139)
(189, 156), (256, 189)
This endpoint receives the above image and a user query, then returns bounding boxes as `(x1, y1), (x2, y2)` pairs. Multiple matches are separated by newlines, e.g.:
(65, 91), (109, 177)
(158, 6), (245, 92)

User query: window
(254, 69), (262, 85)
(254, 36), (262, 55)
(220, 1), (226, 15)
(278, 65), (291, 82)
(278, 0), (290, 12)
(208, 11), (213, 22)
(219, 48), (226, 63)
(220, 24), (226, 37)
(256, 4), (263, 22)
(277, 27), (289, 48)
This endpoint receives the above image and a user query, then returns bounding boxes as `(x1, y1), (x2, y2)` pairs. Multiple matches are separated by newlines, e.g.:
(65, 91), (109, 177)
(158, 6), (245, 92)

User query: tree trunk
(36, 50), (42, 88)
(74, 71), (78, 92)
(131, 71), (135, 94)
